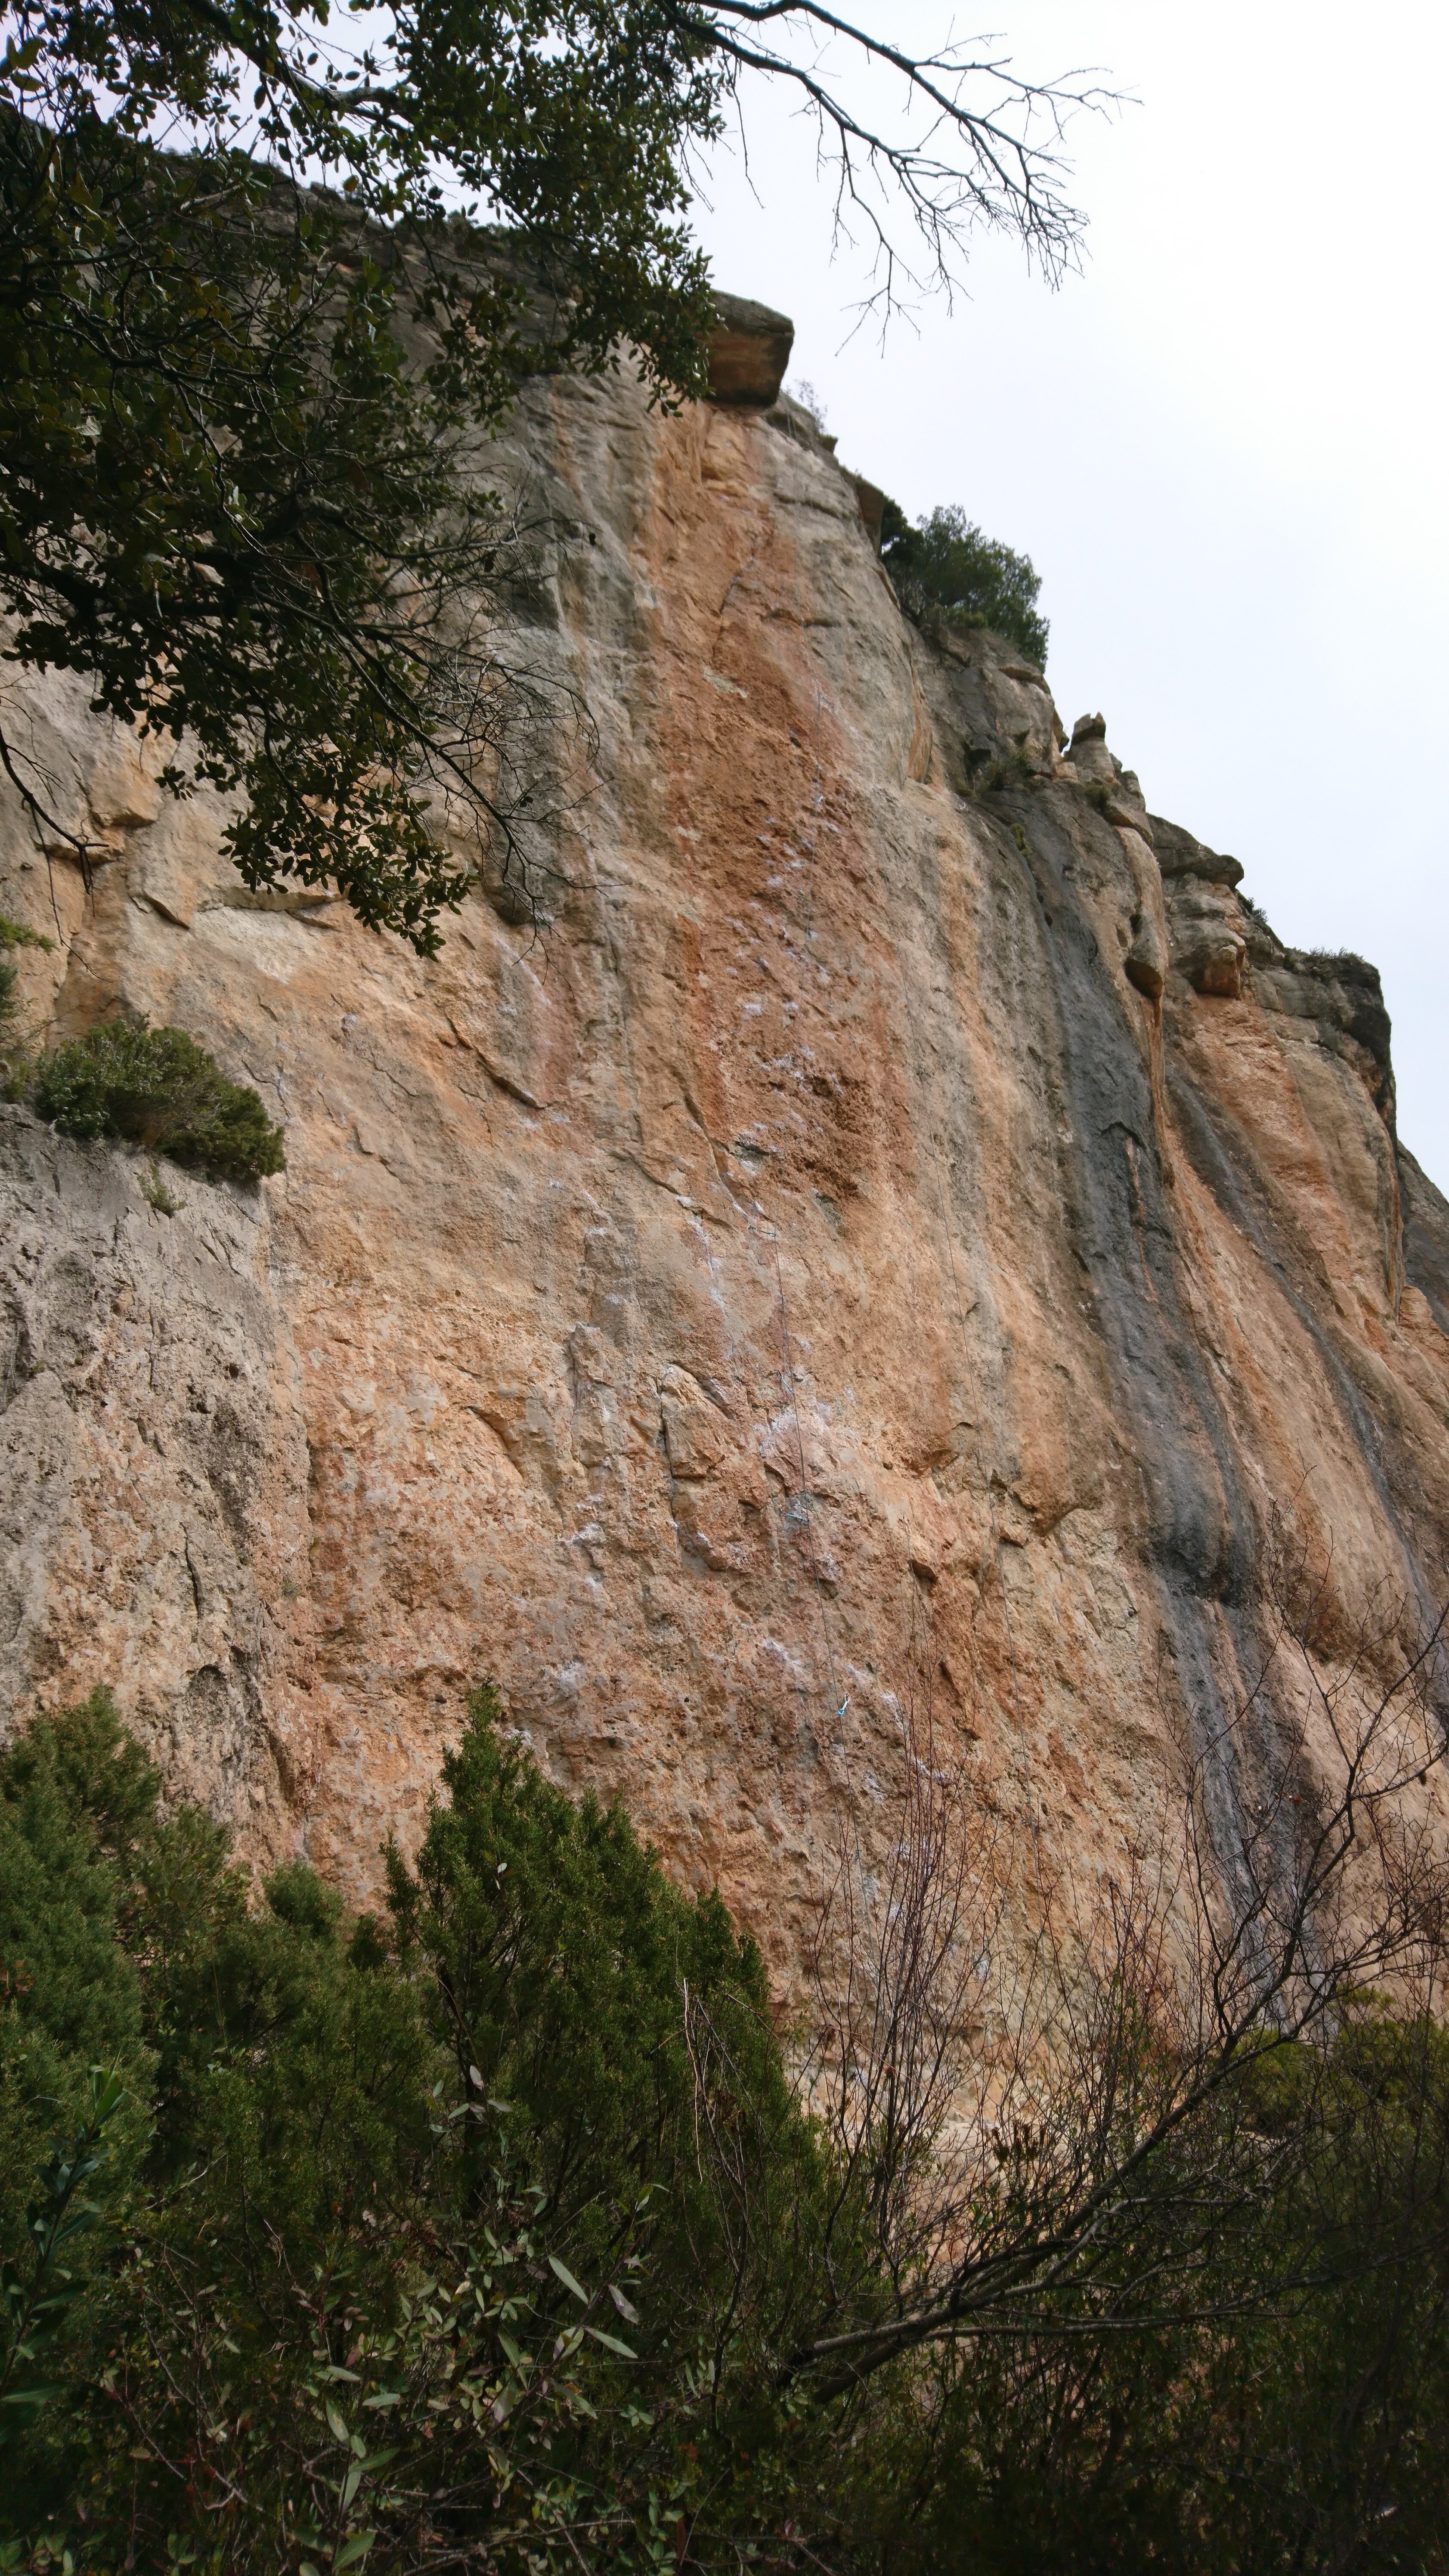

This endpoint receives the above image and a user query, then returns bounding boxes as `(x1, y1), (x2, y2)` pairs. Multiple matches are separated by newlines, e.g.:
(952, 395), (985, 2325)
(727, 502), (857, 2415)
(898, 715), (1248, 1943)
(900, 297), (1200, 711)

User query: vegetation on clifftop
(4, 1678), (1449, 2571)
(880, 499), (1050, 669)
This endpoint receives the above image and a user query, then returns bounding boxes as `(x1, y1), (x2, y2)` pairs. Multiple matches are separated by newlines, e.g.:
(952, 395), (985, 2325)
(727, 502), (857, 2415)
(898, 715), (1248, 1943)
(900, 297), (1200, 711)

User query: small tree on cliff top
(0, 5), (1108, 944)
(881, 498), (1050, 666)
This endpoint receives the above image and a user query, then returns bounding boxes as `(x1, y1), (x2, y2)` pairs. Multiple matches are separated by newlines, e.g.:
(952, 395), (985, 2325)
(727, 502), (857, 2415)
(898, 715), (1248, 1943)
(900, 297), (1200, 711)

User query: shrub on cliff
(881, 497), (1050, 667)
(30, 1021), (285, 1181)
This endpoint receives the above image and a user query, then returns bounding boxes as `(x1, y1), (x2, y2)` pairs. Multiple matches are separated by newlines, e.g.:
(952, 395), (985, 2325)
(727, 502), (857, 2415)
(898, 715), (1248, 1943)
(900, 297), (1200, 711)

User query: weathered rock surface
(707, 293), (795, 407)
(0, 1114), (307, 1837)
(2, 341), (1447, 1973)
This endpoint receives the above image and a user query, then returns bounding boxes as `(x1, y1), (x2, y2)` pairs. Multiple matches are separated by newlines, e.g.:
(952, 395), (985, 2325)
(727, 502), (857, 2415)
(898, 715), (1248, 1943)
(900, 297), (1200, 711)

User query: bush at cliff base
(30, 1022), (285, 1181)
(3, 1692), (1449, 2575)
(0, 1690), (861, 2573)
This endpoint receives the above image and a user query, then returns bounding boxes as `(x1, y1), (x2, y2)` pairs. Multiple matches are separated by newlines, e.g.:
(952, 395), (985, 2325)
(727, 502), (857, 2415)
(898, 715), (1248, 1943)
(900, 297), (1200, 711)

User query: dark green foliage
(0, 4), (723, 946)
(0, 1694), (154, 2276)
(0, 1689), (451, 2545)
(0, 5), (1101, 949)
(0, 2069), (130, 2463)
(30, 1020), (285, 1180)
(0, 1685), (852, 2571)
(387, 1687), (805, 2246)
(6, 1685), (1449, 2572)
(881, 495), (1050, 667)
(0, 1694), (196, 2523)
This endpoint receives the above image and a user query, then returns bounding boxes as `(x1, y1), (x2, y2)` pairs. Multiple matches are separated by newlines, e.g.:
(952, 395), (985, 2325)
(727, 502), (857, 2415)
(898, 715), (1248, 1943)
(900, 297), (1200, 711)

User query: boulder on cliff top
(707, 292), (795, 406)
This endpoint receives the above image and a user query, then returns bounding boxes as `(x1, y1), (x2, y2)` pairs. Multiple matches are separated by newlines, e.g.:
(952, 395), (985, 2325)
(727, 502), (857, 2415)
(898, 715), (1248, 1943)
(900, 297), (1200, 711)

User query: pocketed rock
(2, 324), (1447, 2001)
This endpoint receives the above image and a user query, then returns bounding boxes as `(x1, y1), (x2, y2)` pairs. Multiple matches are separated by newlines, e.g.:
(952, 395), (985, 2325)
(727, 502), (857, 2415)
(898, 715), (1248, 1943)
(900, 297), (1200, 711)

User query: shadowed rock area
(2, 324), (1447, 1978)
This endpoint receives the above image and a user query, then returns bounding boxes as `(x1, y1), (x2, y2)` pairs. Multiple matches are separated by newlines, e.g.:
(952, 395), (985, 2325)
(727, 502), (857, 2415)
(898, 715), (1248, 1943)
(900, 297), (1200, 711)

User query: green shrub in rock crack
(31, 1021), (284, 1181)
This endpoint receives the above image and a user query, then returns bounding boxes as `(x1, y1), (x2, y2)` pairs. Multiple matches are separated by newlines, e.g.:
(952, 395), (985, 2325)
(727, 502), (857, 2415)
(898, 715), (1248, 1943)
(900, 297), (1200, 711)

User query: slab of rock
(0, 1109), (308, 1836)
(707, 293), (795, 406)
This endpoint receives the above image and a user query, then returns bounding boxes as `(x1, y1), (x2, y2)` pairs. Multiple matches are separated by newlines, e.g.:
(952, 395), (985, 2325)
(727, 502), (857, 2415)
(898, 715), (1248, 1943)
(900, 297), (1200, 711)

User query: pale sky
(689, 3), (1449, 1189)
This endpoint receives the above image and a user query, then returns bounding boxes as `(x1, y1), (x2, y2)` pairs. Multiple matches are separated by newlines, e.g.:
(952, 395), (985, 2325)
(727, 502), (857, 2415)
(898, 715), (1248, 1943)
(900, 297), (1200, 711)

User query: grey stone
(1149, 814), (1245, 888)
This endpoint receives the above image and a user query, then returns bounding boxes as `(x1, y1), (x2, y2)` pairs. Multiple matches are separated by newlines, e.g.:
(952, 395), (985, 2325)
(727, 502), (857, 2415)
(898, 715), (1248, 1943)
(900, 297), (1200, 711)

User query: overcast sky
(689, 3), (1448, 1189)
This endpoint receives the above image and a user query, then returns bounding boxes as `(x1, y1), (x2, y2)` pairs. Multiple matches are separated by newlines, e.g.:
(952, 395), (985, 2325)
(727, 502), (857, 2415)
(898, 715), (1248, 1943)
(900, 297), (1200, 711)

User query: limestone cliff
(3, 334), (1447, 1975)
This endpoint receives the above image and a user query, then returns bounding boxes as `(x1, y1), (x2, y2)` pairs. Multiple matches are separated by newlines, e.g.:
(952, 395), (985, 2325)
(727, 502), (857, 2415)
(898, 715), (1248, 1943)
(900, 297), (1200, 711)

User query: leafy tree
(880, 495), (1050, 666)
(0, 1694), (155, 2281)
(0, 5), (1102, 946)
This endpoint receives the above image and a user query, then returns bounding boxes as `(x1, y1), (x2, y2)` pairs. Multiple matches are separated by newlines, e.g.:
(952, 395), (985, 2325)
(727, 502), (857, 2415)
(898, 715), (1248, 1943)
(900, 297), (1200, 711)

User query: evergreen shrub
(0, 1687), (852, 2573)
(4, 1687), (1449, 2573)
(30, 1021), (285, 1181)
(881, 498), (1049, 668)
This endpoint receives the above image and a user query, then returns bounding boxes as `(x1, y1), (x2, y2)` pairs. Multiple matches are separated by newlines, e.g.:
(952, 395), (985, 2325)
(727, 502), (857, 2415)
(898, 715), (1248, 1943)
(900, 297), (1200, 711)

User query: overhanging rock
(707, 292), (795, 406)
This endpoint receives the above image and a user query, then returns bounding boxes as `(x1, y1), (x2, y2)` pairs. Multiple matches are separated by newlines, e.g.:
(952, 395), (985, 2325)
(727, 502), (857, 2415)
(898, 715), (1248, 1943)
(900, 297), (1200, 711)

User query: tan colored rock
(1165, 876), (1248, 997)
(1068, 711), (1116, 783)
(3, 346), (1448, 1996)
(707, 293), (795, 407)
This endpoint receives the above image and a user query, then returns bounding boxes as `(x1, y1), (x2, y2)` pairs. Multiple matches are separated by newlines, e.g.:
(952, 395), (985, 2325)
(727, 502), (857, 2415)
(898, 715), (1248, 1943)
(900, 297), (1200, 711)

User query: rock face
(3, 337), (1448, 1975)
(0, 1117), (307, 1840)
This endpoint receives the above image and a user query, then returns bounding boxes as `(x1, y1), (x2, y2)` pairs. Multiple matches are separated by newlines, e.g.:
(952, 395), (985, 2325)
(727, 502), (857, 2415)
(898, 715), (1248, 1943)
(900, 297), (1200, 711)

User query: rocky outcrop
(707, 293), (795, 407)
(2, 330), (1447, 1971)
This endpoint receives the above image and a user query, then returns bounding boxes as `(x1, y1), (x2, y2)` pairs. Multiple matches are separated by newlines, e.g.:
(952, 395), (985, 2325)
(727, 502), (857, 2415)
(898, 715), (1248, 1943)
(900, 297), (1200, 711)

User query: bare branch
(786, 1542), (1449, 2396)
(690, 5), (1124, 313)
